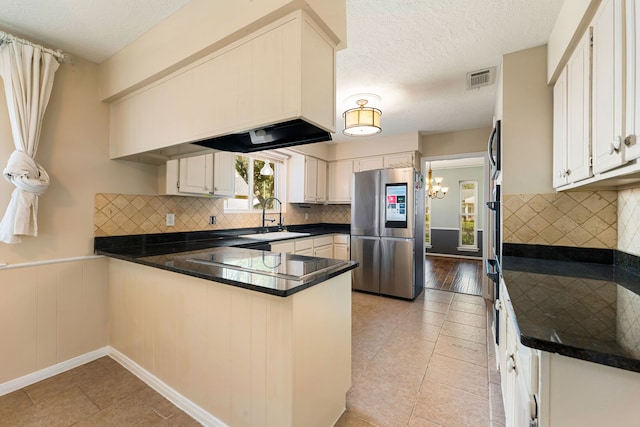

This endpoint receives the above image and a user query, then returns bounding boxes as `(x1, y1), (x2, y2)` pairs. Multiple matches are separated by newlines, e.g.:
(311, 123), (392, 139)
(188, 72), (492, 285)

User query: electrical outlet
(304, 213), (309, 220)
(166, 213), (175, 226)
(209, 215), (216, 225)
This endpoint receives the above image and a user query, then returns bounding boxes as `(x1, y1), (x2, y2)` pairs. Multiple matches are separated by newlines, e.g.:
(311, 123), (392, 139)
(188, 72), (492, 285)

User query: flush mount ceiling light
(343, 98), (382, 137)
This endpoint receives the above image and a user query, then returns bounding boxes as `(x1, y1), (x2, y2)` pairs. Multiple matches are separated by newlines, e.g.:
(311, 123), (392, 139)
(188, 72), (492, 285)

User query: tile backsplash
(94, 193), (351, 236)
(503, 191), (617, 249)
(618, 187), (640, 257)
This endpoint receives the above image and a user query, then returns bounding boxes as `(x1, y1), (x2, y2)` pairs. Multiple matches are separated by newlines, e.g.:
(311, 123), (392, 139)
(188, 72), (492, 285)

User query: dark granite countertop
(94, 223), (356, 297)
(502, 254), (640, 372)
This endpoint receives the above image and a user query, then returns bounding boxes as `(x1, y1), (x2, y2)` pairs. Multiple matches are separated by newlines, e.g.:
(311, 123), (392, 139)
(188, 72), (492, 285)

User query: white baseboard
(109, 347), (226, 427)
(0, 346), (109, 397)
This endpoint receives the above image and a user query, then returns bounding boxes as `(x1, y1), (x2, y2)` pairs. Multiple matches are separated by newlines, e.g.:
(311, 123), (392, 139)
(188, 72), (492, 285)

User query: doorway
(422, 154), (489, 297)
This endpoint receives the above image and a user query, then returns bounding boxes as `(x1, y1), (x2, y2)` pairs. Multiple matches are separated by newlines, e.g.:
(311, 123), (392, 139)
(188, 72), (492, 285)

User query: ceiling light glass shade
(260, 161), (274, 176)
(343, 99), (382, 136)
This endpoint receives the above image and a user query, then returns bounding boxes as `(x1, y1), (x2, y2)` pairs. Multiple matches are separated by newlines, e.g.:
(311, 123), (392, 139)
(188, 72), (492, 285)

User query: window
(225, 155), (282, 212)
(459, 180), (477, 250)
(425, 195), (431, 247)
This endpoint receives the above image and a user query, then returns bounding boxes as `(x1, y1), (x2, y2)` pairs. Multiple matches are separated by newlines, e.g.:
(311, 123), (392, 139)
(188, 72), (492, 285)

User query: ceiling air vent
(466, 67), (496, 89)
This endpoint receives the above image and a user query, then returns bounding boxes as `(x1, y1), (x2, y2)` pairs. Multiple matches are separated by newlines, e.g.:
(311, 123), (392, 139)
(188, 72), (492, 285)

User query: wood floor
(425, 256), (483, 296)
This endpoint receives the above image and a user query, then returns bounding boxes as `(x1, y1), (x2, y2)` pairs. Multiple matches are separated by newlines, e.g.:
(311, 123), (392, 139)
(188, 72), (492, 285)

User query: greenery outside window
(225, 155), (282, 212)
(459, 180), (478, 250)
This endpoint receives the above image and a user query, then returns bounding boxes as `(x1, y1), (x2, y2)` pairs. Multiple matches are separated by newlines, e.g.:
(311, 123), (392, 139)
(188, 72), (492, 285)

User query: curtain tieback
(2, 149), (49, 195)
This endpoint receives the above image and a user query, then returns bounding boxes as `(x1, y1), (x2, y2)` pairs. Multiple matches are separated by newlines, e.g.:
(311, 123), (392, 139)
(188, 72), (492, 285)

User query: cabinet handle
(494, 299), (502, 311)
(507, 353), (517, 374)
(625, 134), (636, 147)
(609, 136), (623, 155)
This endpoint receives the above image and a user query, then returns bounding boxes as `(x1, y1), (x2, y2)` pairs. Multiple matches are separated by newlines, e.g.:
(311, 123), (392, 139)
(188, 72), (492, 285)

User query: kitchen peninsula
(95, 229), (357, 427)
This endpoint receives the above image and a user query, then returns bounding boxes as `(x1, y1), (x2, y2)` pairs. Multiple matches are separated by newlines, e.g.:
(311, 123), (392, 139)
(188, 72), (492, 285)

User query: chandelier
(426, 164), (448, 199)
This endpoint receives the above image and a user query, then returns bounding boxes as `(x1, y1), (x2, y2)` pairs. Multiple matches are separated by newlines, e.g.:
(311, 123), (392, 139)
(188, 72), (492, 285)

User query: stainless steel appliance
(350, 167), (425, 300)
(486, 119), (502, 345)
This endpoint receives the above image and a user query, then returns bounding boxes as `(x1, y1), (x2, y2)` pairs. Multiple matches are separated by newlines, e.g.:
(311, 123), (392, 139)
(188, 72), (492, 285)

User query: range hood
(193, 119), (332, 153)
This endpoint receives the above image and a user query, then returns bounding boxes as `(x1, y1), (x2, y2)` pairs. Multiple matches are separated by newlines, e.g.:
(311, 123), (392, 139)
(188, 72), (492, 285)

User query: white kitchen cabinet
(162, 152), (236, 197)
(333, 234), (350, 260)
(314, 244), (333, 258)
(109, 11), (336, 160)
(384, 152), (415, 169)
(553, 29), (592, 188)
(212, 151), (236, 197)
(289, 154), (327, 203)
(354, 157), (384, 172)
(328, 160), (353, 203)
(624, 0), (640, 161)
(270, 241), (295, 254)
(591, 0), (626, 175)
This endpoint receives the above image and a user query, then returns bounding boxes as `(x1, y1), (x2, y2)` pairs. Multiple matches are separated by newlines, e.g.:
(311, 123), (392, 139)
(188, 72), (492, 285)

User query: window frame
(223, 155), (287, 213)
(458, 180), (478, 251)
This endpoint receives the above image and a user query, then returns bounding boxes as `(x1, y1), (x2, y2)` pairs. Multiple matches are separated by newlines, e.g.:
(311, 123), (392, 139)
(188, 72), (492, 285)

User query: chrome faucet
(262, 197), (284, 232)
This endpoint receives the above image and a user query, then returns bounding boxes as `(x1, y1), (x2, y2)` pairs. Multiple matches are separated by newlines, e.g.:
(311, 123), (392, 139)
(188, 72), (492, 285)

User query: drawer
(294, 239), (314, 251)
(270, 241), (294, 254)
(313, 235), (333, 247)
(333, 234), (349, 244)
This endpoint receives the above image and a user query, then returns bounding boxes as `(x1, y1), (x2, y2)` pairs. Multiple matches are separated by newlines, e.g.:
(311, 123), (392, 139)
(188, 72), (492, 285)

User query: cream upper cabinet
(316, 159), (327, 203)
(289, 154), (327, 203)
(624, 0), (640, 161)
(354, 157), (384, 172)
(109, 11), (336, 160)
(384, 152), (415, 169)
(179, 154), (213, 194)
(591, 0), (626, 175)
(163, 152), (235, 197)
(328, 160), (353, 203)
(212, 151), (236, 197)
(553, 30), (593, 188)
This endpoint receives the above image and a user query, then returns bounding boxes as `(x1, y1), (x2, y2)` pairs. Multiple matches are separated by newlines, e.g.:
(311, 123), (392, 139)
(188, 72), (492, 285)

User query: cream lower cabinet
(271, 234), (349, 260)
(333, 234), (350, 260)
(162, 152), (235, 197)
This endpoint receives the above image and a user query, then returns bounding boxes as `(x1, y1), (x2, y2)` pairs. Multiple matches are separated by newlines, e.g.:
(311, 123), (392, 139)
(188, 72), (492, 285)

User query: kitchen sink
(238, 231), (311, 241)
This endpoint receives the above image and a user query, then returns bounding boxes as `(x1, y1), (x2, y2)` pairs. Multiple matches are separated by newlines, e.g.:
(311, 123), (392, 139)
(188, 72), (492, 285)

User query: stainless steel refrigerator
(350, 167), (425, 300)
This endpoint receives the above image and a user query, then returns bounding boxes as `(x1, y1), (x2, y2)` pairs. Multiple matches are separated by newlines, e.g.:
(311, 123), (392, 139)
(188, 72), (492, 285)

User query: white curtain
(0, 42), (59, 244)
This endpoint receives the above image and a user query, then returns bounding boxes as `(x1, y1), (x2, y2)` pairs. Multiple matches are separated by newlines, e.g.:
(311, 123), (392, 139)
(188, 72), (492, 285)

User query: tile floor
(0, 356), (199, 426)
(0, 272), (503, 427)
(336, 289), (505, 427)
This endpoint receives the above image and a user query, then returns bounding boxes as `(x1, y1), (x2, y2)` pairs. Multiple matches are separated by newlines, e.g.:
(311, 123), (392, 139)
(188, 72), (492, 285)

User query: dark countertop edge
(503, 244), (640, 373)
(520, 334), (640, 373)
(98, 250), (358, 298)
(94, 223), (350, 255)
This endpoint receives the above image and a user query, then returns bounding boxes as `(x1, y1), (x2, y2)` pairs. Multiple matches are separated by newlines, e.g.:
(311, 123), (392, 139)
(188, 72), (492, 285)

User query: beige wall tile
(618, 187), (640, 256)
(503, 191), (617, 249)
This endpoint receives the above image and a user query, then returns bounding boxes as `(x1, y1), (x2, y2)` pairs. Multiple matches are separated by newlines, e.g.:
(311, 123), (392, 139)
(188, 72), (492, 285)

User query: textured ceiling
(0, 0), (563, 144)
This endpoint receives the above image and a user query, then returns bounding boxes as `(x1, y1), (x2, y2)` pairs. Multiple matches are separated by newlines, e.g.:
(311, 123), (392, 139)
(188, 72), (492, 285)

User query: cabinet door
(212, 151), (236, 197)
(355, 157), (384, 172)
(553, 68), (569, 188)
(328, 160), (353, 203)
(333, 244), (349, 260)
(295, 248), (314, 256)
(271, 241), (295, 254)
(384, 153), (414, 169)
(317, 159), (327, 202)
(592, 0), (625, 174)
(314, 244), (333, 258)
(304, 157), (318, 202)
(566, 29), (593, 184)
(179, 154), (213, 194)
(625, 0), (640, 161)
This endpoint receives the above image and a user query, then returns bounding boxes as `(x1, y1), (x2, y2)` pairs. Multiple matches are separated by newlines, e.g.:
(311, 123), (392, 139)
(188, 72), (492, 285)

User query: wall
(328, 132), (420, 161)
(502, 45), (554, 196)
(0, 56), (157, 385)
(420, 127), (491, 158)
